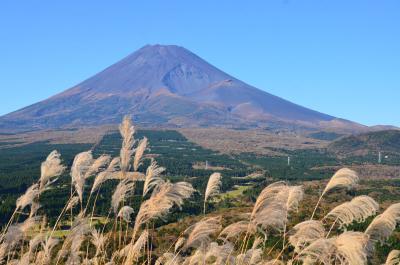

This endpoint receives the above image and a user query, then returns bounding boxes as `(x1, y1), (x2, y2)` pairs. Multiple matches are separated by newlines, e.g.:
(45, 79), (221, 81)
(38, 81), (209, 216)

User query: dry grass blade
(29, 201), (41, 217)
(205, 242), (235, 264)
(324, 195), (379, 228)
(174, 237), (186, 253)
(236, 247), (263, 265)
(323, 168), (359, 195)
(263, 260), (285, 265)
(203, 172), (222, 214)
(71, 151), (94, 203)
(253, 204), (288, 233)
(184, 247), (207, 265)
(111, 179), (136, 214)
(299, 237), (335, 265)
(119, 115), (135, 174)
(58, 216), (91, 262)
(289, 220), (325, 253)
(84, 154), (111, 179)
(133, 137), (147, 171)
(384, 250), (400, 265)
(40, 150), (65, 190)
(122, 230), (148, 265)
(311, 168), (359, 219)
(16, 183), (40, 211)
(91, 157), (120, 194)
(3, 225), (23, 248)
(111, 171), (145, 181)
(28, 233), (45, 253)
(366, 203), (400, 244)
(20, 216), (41, 235)
(66, 196), (80, 211)
(334, 231), (369, 265)
(251, 181), (287, 219)
(300, 231), (368, 265)
(133, 181), (195, 237)
(218, 221), (256, 242)
(91, 229), (108, 256)
(184, 216), (222, 249)
(143, 159), (165, 196)
(38, 237), (59, 265)
(204, 172), (222, 202)
(287, 185), (304, 212)
(117, 206), (134, 223)
(155, 253), (179, 265)
(251, 183), (293, 233)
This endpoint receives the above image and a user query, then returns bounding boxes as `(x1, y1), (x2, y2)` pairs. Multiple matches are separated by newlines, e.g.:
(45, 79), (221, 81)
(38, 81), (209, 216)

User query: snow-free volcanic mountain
(0, 45), (364, 132)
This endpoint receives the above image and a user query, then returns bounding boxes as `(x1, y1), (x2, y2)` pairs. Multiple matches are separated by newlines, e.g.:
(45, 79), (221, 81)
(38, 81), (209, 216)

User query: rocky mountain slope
(0, 45), (366, 132)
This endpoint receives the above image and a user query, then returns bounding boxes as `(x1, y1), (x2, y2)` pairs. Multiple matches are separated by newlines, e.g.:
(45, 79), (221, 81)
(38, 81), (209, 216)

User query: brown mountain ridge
(0, 44), (367, 132)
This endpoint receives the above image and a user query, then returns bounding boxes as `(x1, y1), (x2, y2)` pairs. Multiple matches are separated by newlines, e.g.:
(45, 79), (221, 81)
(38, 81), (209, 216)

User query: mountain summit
(0, 45), (365, 131)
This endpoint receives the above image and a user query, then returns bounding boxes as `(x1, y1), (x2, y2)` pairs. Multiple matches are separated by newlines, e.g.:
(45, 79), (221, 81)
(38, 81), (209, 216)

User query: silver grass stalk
(1, 216), (40, 257)
(71, 151), (94, 203)
(288, 220), (326, 253)
(252, 236), (263, 249)
(299, 231), (368, 265)
(3, 225), (23, 249)
(251, 183), (293, 233)
(155, 253), (181, 265)
(119, 116), (135, 174)
(133, 181), (195, 238)
(133, 137), (148, 171)
(323, 168), (359, 195)
(20, 216), (41, 235)
(143, 159), (165, 196)
(174, 237), (186, 253)
(0, 243), (8, 263)
(117, 206), (135, 223)
(84, 154), (111, 179)
(263, 260), (285, 265)
(184, 247), (207, 265)
(311, 168), (359, 219)
(66, 196), (80, 212)
(91, 229), (107, 257)
(39, 150), (65, 190)
(218, 221), (257, 242)
(184, 216), (222, 249)
(18, 252), (31, 265)
(236, 247), (263, 265)
(111, 179), (135, 214)
(203, 172), (222, 214)
(16, 183), (40, 211)
(324, 195), (379, 228)
(287, 185), (304, 212)
(28, 233), (45, 254)
(91, 157), (120, 194)
(29, 201), (41, 218)
(384, 250), (400, 265)
(334, 231), (369, 265)
(205, 242), (235, 265)
(110, 171), (145, 181)
(121, 230), (148, 265)
(17, 234), (44, 265)
(38, 237), (59, 265)
(58, 216), (91, 262)
(365, 203), (400, 244)
(250, 181), (287, 220)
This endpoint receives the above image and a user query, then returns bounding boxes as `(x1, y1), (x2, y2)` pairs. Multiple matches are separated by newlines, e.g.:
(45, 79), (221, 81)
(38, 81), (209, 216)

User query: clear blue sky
(1, 0), (399, 126)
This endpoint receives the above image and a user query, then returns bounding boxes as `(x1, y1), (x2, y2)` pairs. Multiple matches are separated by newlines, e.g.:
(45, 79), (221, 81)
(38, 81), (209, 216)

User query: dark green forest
(0, 129), (399, 227)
